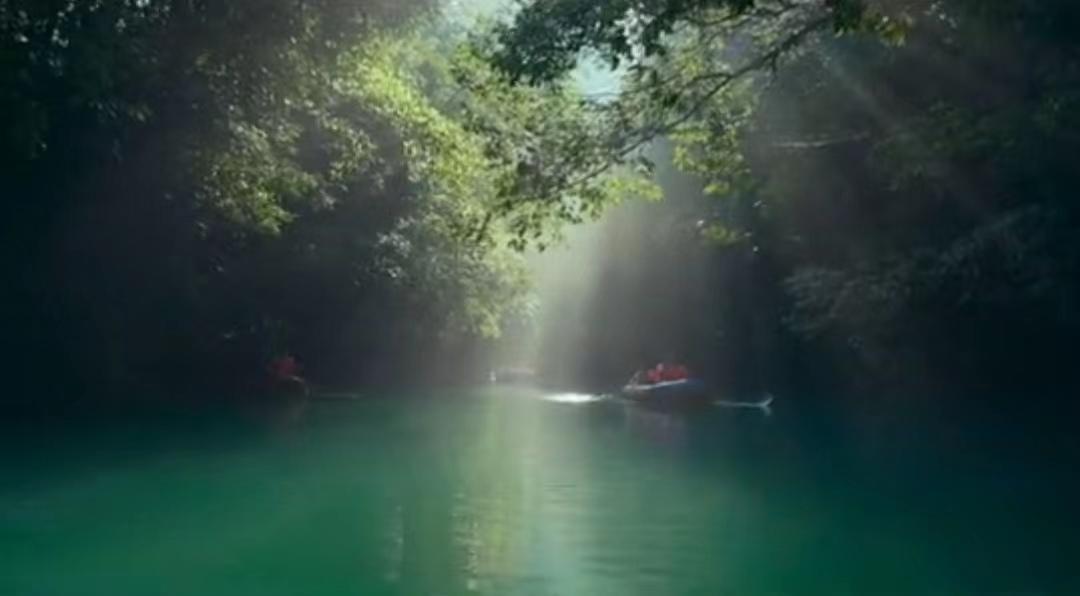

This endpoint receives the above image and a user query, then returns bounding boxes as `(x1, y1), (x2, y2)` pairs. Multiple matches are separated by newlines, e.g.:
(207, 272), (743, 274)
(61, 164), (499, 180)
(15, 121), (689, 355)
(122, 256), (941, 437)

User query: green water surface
(1, 388), (1075, 595)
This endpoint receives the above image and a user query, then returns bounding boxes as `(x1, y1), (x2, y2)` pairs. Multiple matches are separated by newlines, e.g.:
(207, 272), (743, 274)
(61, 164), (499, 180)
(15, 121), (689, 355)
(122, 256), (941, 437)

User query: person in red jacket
(631, 360), (690, 386)
(266, 354), (309, 398)
(662, 362), (689, 381)
(654, 361), (689, 382)
(269, 354), (299, 381)
(645, 366), (662, 384)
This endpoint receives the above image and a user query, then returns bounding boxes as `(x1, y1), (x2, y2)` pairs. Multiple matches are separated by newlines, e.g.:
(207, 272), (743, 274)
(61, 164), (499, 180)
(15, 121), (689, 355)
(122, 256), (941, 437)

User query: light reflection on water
(541, 391), (607, 404)
(1, 388), (1076, 595)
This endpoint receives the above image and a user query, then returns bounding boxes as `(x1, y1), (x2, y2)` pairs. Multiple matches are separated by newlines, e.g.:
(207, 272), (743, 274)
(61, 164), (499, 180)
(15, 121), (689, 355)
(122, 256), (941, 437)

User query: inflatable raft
(620, 378), (709, 408)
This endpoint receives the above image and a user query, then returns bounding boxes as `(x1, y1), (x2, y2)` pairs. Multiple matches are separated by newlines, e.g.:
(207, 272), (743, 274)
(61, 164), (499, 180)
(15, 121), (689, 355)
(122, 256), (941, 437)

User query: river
(2, 387), (1075, 594)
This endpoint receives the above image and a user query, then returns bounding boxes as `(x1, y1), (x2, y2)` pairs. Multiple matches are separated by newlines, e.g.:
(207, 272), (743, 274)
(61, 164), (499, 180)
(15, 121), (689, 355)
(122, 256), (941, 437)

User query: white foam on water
(543, 392), (604, 404)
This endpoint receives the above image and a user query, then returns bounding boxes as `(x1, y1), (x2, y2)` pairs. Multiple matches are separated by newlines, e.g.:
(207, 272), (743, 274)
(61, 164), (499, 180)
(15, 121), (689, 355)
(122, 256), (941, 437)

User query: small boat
(620, 378), (710, 408)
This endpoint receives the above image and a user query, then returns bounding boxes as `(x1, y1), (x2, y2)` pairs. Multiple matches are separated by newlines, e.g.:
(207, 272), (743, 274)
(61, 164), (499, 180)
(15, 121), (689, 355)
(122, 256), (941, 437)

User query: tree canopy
(3, 0), (1079, 400)
(0, 0), (643, 396)
(483, 0), (1080, 397)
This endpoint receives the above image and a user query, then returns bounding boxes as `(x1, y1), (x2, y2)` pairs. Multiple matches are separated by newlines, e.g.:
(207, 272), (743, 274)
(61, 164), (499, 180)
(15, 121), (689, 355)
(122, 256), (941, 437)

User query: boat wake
(544, 392), (606, 404)
(713, 394), (774, 415)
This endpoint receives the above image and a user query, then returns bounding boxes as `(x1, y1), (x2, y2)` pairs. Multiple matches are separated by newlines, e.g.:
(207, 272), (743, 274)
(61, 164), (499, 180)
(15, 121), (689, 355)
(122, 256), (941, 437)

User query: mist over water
(496, 140), (755, 394)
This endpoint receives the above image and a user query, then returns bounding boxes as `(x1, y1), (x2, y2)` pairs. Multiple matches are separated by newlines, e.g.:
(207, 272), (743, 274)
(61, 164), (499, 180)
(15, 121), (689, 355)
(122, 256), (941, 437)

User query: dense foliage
(489, 0), (1080, 399)
(0, 1), (644, 398)
(4, 0), (1078, 403)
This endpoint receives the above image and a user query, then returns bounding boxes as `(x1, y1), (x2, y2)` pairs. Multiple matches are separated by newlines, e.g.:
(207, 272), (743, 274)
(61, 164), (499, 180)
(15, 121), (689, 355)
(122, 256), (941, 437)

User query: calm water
(2, 387), (1076, 595)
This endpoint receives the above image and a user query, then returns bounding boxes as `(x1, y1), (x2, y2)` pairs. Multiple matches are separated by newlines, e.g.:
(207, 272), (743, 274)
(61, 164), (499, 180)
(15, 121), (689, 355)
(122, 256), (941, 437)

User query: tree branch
(557, 14), (832, 194)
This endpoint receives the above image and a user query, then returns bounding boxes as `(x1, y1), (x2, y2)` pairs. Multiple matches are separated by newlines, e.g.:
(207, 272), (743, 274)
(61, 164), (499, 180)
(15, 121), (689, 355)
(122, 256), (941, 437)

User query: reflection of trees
(432, 396), (707, 593)
(387, 394), (594, 592)
(383, 396), (539, 593)
(380, 395), (774, 593)
(447, 396), (532, 590)
(392, 422), (467, 594)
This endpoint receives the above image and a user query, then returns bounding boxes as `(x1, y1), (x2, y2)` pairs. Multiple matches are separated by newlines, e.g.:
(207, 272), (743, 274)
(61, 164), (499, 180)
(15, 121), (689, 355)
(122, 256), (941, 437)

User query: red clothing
(663, 364), (688, 381)
(269, 355), (299, 380)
